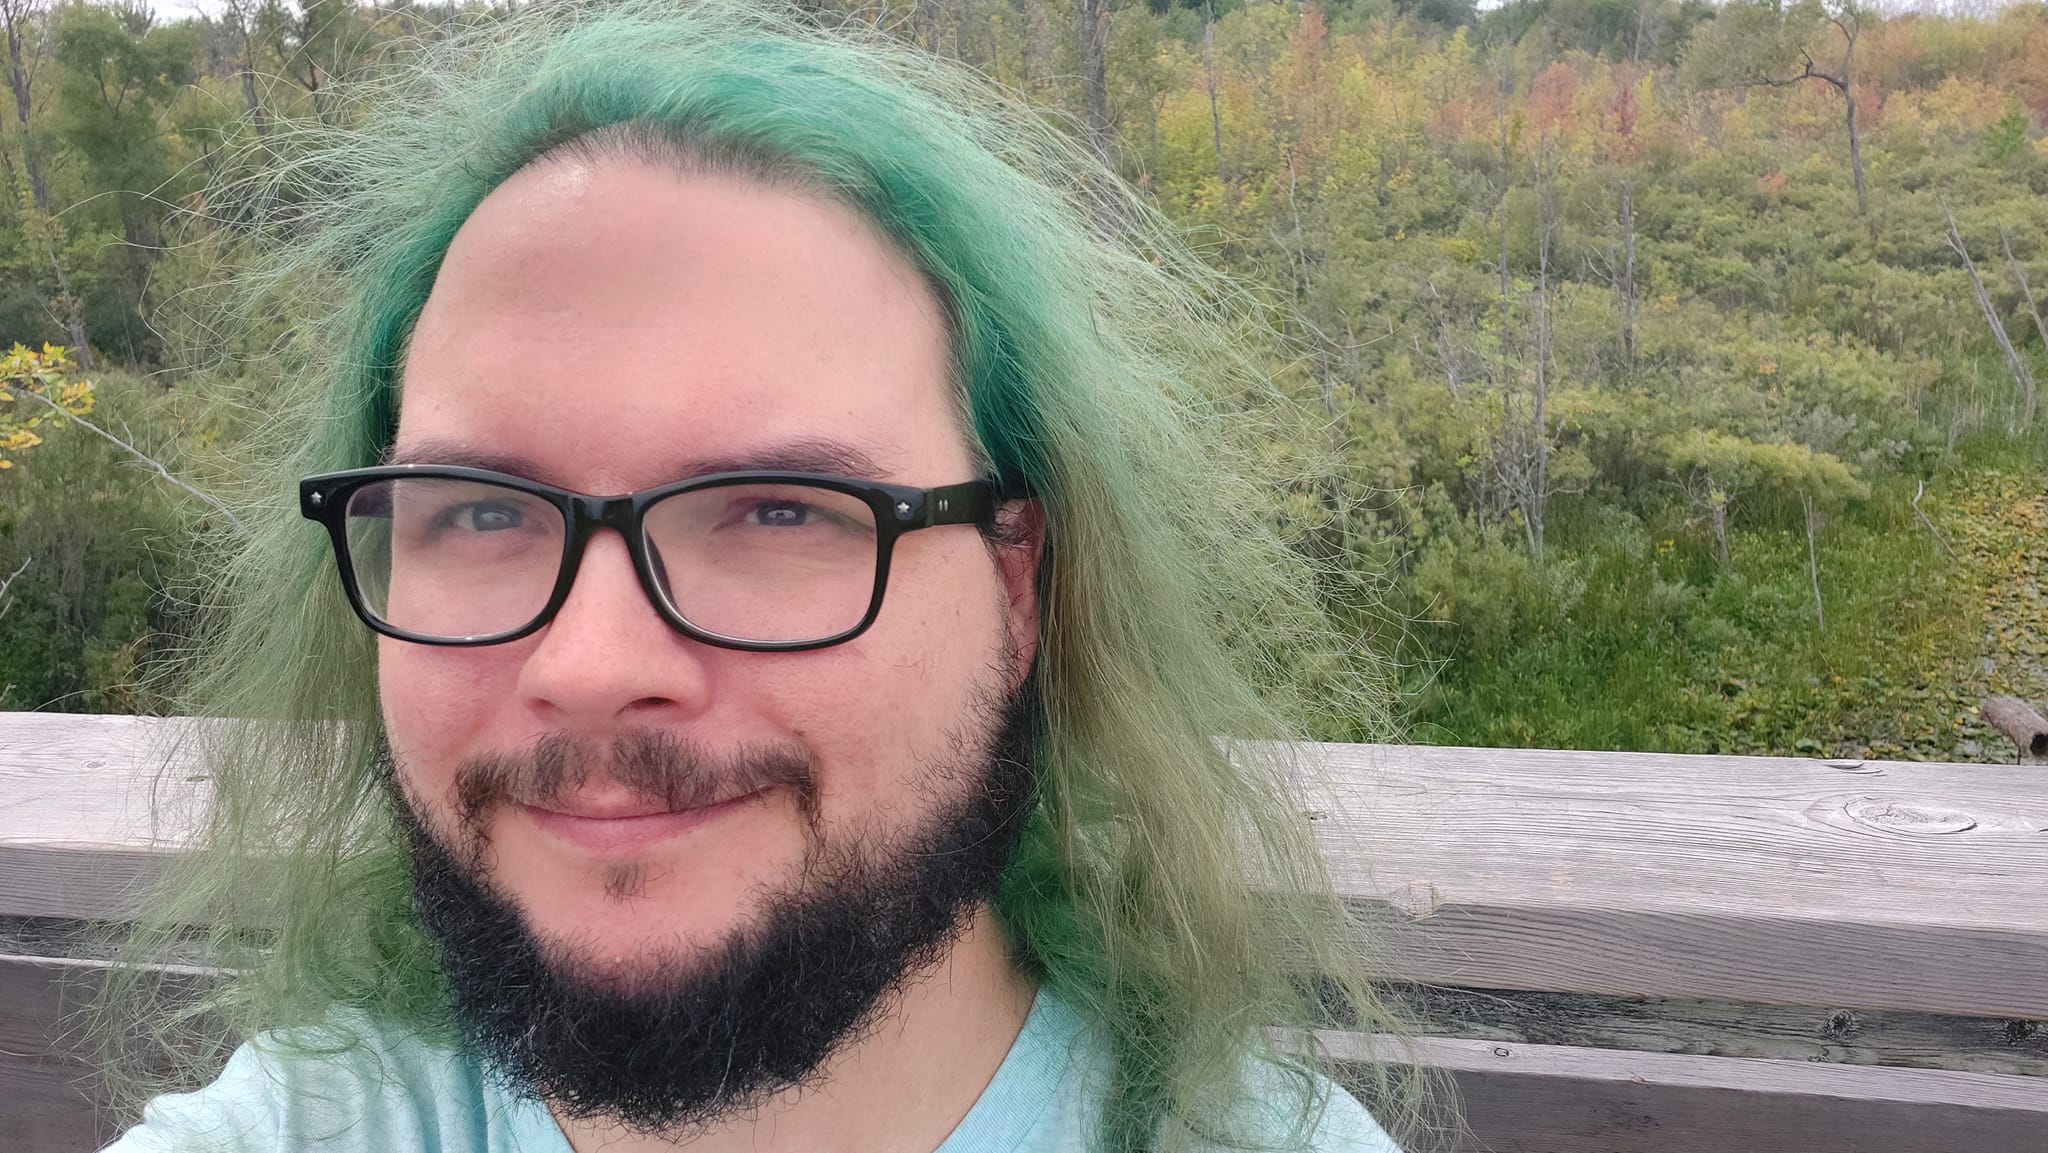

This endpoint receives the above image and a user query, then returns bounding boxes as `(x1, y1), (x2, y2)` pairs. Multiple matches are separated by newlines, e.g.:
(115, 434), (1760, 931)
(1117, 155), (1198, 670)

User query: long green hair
(107, 2), (1435, 1149)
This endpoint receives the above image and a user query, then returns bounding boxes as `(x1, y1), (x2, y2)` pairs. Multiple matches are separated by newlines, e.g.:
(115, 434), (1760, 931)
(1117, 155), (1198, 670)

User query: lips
(519, 788), (767, 855)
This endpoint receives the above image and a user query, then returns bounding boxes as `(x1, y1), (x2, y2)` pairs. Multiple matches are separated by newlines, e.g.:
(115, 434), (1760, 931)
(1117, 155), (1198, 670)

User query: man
(103, 2), (1420, 1150)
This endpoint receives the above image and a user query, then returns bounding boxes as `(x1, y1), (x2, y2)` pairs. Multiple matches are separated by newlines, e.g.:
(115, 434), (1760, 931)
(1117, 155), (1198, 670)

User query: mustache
(452, 730), (817, 829)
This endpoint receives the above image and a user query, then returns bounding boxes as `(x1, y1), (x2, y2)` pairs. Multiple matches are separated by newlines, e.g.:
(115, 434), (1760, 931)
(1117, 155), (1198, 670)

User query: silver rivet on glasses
(309, 492), (324, 507)
(895, 501), (912, 519)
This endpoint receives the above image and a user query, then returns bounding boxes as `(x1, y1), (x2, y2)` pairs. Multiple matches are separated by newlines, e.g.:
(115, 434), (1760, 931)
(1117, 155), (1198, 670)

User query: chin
(515, 871), (767, 974)
(529, 929), (713, 997)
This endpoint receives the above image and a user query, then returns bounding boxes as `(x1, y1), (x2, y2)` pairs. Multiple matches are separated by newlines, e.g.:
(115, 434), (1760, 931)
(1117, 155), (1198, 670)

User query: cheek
(378, 638), (523, 800)
(784, 544), (1009, 808)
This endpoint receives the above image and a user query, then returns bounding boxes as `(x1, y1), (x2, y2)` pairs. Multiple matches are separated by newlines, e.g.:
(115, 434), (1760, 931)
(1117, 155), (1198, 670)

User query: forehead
(396, 157), (967, 491)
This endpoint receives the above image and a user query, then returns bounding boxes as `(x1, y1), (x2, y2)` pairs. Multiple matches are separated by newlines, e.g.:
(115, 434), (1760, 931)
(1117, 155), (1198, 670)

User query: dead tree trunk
(1531, 165), (1555, 563)
(1842, 80), (1866, 219)
(1619, 178), (1638, 370)
(1496, 93), (1512, 309)
(3, 4), (42, 213)
(1495, 66), (1513, 392)
(1079, 0), (1114, 167)
(223, 0), (266, 135)
(1, 0), (91, 368)
(1283, 150), (1335, 420)
(1821, 11), (1868, 219)
(1981, 695), (2048, 765)
(1998, 226), (2045, 427)
(1203, 1), (1223, 186)
(1944, 200), (2035, 429)
(1427, 280), (1461, 399)
(1022, 0), (1052, 96)
(1709, 490), (1728, 565)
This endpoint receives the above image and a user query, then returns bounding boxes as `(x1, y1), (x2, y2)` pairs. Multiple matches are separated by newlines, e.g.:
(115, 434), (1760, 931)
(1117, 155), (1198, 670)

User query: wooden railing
(4, 711), (2044, 1152)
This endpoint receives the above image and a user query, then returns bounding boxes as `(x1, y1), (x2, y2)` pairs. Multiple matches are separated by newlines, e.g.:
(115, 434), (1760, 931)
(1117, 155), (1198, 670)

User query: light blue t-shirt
(105, 993), (1400, 1152)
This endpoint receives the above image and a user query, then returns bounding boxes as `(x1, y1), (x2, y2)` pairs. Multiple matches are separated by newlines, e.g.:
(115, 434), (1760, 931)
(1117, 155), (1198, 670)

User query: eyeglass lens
(340, 476), (881, 644)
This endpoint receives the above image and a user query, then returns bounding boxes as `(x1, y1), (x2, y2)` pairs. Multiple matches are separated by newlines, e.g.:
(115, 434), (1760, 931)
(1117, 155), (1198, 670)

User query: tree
(1685, 0), (1874, 217)
(51, 6), (198, 251)
(48, 4), (200, 363)
(218, 0), (266, 135)
(0, 0), (91, 365)
(0, 341), (94, 469)
(1662, 429), (1869, 623)
(1081, 0), (1115, 164)
(257, 0), (375, 125)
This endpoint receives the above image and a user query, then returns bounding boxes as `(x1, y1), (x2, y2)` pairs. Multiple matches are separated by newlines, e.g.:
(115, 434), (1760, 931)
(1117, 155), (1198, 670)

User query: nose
(515, 529), (714, 727)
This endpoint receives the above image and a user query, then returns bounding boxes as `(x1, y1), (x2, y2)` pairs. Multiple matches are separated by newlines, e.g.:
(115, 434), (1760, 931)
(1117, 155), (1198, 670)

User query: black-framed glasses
(300, 465), (1020, 651)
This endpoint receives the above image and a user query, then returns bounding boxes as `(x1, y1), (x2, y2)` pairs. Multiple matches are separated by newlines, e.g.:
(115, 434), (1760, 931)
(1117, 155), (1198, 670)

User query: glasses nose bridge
(561, 492), (652, 575)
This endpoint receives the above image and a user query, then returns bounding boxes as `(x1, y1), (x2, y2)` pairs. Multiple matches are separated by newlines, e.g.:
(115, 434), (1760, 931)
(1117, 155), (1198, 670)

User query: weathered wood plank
(13, 944), (2042, 1153)
(1306, 741), (2048, 1018)
(1387, 983), (2048, 1077)
(6, 715), (2048, 1018)
(0, 713), (202, 922)
(2, 953), (122, 1153)
(0, 941), (229, 1153)
(1325, 1032), (2048, 1153)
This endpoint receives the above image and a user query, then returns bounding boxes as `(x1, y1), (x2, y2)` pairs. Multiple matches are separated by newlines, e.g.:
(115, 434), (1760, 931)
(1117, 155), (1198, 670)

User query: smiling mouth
(519, 789), (769, 855)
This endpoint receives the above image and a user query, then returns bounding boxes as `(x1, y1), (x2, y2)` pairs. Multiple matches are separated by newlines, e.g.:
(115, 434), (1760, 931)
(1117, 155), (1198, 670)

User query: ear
(991, 499), (1046, 690)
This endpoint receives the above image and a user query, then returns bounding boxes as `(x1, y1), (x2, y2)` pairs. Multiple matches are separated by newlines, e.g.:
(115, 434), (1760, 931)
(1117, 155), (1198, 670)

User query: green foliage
(1, 0), (2040, 749)
(0, 371), (197, 712)
(1403, 444), (2045, 760)
(0, 0), (2032, 1141)
(1982, 106), (2031, 164)
(0, 341), (95, 466)
(1663, 430), (1868, 510)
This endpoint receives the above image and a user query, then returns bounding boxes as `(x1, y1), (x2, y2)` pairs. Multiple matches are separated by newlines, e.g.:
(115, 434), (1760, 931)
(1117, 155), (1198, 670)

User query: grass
(1400, 437), (2048, 762)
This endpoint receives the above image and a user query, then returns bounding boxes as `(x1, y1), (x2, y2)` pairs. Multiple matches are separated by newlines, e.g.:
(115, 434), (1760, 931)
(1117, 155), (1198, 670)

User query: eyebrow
(383, 436), (899, 489)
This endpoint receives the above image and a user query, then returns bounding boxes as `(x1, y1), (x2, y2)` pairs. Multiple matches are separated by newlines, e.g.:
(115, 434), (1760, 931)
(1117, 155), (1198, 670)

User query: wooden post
(1980, 695), (2048, 765)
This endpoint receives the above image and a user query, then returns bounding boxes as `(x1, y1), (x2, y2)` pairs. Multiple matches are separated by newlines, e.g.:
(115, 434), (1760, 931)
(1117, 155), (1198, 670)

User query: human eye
(437, 500), (527, 533)
(404, 485), (550, 546)
(746, 499), (818, 528)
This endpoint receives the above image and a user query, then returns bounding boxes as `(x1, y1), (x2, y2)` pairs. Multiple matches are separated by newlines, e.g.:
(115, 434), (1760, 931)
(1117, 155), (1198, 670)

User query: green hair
(106, 2), (1435, 1149)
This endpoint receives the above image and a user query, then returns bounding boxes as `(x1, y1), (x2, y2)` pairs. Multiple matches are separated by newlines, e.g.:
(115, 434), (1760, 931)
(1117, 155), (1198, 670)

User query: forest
(1, 0), (2045, 762)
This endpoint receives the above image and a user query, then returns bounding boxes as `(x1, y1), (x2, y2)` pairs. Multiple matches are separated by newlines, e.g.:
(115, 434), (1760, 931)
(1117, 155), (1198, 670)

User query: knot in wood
(1821, 1009), (1860, 1039)
(2003, 1019), (2040, 1045)
(1840, 796), (1978, 836)
(1385, 881), (1444, 919)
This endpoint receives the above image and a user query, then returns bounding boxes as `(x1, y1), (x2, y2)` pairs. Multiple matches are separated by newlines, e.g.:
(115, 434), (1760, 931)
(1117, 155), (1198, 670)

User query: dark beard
(387, 680), (1039, 1136)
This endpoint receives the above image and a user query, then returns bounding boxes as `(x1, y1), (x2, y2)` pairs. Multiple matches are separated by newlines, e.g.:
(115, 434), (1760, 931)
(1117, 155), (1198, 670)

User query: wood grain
(12, 943), (2041, 1153)
(0, 713), (203, 921)
(1387, 983), (2048, 1077)
(1, 954), (125, 1153)
(5, 705), (2047, 1153)
(5, 715), (2047, 1015)
(0, 945), (228, 1153)
(1323, 1033), (2048, 1153)
(1304, 741), (2048, 1017)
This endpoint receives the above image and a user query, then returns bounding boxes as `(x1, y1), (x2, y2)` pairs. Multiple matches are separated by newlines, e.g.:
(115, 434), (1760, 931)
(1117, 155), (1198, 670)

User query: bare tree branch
(1944, 198), (2036, 428)
(5, 385), (245, 530)
(0, 554), (28, 620)
(1912, 480), (1956, 561)
(2000, 225), (2047, 428)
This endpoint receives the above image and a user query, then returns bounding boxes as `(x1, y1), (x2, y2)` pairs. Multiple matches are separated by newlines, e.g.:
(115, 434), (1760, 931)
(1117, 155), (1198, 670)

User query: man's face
(384, 157), (1039, 990)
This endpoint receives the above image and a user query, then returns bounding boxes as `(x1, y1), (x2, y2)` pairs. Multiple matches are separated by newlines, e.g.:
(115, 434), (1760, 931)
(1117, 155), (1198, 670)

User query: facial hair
(385, 678), (1039, 1136)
